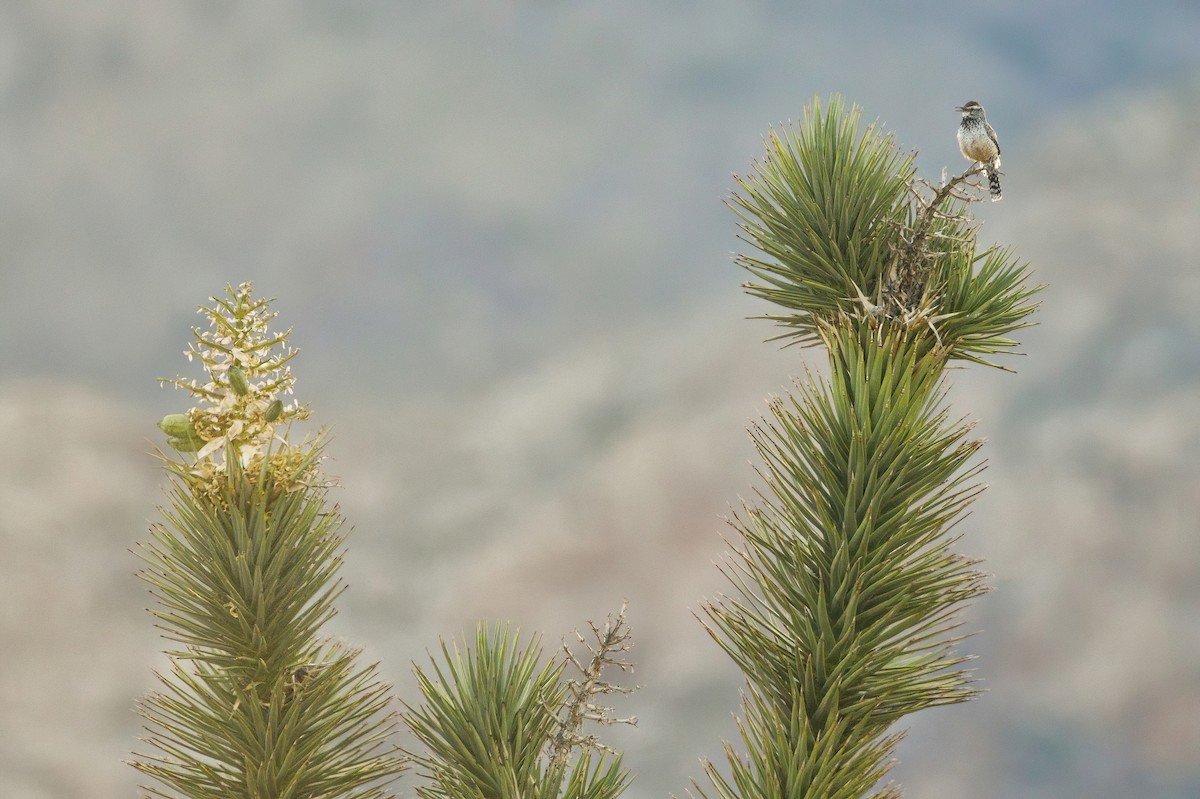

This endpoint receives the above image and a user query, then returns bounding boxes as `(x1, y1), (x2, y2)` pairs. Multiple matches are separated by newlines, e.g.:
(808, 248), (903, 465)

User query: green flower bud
(157, 413), (195, 439)
(166, 433), (205, 452)
(228, 366), (250, 396)
(264, 399), (284, 423)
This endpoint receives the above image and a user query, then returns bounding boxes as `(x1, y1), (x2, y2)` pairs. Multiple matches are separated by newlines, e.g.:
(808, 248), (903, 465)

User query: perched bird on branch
(957, 100), (1003, 201)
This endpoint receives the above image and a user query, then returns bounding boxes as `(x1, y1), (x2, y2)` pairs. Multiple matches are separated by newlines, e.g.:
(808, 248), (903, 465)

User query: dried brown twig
(548, 602), (639, 768)
(877, 163), (990, 326)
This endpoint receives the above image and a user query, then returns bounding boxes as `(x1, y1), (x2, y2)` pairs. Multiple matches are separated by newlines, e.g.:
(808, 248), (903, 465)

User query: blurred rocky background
(1, 2), (1198, 797)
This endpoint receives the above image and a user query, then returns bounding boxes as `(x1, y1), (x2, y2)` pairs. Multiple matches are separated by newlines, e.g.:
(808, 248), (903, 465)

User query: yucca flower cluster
(158, 282), (310, 461)
(157, 282), (315, 496)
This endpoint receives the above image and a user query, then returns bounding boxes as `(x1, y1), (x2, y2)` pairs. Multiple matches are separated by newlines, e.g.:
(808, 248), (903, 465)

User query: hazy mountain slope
(4, 2), (1198, 400)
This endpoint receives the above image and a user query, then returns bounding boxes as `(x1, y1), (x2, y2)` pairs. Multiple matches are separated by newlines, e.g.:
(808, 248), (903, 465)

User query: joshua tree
(132, 283), (405, 798)
(695, 95), (1039, 798)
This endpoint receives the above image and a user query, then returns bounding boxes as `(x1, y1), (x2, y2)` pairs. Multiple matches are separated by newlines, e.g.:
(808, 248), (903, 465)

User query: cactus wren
(957, 100), (1002, 201)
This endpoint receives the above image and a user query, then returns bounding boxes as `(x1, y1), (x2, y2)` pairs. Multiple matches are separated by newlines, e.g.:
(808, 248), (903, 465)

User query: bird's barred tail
(986, 167), (1002, 201)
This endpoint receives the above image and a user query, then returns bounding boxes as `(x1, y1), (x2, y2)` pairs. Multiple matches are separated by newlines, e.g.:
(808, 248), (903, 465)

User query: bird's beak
(955, 105), (966, 112)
